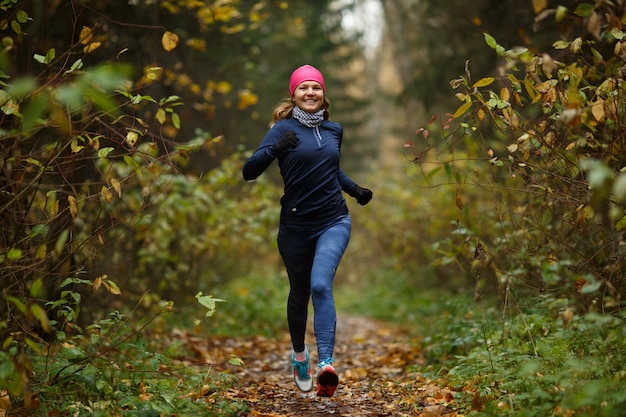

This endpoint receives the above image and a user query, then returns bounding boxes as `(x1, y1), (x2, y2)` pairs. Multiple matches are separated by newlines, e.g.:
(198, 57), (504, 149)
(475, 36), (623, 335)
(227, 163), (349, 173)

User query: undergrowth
(2, 278), (248, 416)
(338, 270), (626, 416)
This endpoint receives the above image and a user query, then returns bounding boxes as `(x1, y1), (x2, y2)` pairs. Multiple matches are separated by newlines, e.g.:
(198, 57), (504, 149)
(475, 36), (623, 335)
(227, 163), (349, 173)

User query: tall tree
(376, 0), (546, 144)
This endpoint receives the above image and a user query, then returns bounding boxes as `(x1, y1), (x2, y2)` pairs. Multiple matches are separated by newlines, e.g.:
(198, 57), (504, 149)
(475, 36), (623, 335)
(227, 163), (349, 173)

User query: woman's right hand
(275, 131), (299, 155)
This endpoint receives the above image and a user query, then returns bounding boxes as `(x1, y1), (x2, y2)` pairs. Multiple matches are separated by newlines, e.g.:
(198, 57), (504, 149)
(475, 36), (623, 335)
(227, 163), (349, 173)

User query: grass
(334, 270), (626, 416)
(9, 268), (625, 416)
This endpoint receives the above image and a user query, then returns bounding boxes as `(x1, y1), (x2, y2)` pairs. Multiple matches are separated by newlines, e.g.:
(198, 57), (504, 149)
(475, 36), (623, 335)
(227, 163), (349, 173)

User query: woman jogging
(242, 64), (373, 397)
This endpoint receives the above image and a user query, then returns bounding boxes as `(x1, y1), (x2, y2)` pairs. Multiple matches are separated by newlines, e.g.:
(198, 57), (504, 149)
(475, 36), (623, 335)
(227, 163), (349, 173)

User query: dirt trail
(201, 315), (463, 416)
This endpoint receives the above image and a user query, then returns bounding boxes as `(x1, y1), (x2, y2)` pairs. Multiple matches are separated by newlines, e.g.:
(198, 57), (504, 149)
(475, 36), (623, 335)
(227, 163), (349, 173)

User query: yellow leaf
(51, 200), (59, 217)
(102, 278), (122, 295)
(500, 87), (510, 102)
(533, 0), (548, 14)
(146, 66), (163, 81)
(79, 26), (93, 45)
(30, 303), (50, 333)
(83, 41), (101, 54)
(111, 178), (121, 197)
(453, 101), (472, 119)
(101, 186), (113, 204)
(570, 37), (583, 54)
(36, 244), (47, 260)
(591, 99), (605, 121)
(93, 275), (105, 290)
(237, 89), (258, 110)
(473, 77), (495, 88)
(215, 81), (232, 95)
(162, 31), (179, 52)
(126, 131), (139, 146)
(68, 195), (78, 218)
(156, 108), (166, 124)
(71, 139), (84, 153)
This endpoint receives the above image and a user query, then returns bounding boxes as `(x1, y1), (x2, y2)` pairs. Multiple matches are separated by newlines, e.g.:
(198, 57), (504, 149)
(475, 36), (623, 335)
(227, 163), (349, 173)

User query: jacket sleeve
(334, 125), (359, 195)
(242, 125), (283, 181)
(338, 169), (358, 196)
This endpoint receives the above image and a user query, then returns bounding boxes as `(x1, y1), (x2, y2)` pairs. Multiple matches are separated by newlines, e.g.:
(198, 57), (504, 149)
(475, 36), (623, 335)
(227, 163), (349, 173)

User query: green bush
(4, 278), (247, 416)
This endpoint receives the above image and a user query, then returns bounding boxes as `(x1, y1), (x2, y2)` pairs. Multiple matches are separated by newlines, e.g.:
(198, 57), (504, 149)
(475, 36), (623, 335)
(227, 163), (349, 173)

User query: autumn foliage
(2, 0), (626, 415)
(406, 0), (626, 306)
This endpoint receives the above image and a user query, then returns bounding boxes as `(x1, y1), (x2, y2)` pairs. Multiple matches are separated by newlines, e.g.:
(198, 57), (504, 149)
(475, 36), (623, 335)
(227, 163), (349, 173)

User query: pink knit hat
(289, 65), (325, 96)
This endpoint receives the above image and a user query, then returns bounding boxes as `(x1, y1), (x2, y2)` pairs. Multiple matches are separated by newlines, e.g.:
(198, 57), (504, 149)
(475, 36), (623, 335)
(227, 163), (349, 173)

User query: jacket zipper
(313, 126), (323, 147)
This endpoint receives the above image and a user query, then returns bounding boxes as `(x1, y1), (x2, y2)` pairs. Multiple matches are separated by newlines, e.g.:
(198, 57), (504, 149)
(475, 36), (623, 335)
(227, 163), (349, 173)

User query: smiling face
(292, 81), (324, 113)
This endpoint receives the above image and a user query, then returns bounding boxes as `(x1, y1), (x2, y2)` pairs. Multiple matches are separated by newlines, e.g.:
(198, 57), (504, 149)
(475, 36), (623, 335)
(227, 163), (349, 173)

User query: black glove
(275, 131), (299, 155)
(351, 185), (373, 206)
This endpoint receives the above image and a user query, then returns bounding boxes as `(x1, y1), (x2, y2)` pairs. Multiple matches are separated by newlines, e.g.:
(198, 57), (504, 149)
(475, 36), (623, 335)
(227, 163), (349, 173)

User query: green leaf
(11, 20), (22, 35)
(228, 355), (244, 366)
(30, 224), (47, 238)
(616, 214), (626, 231)
(556, 5), (568, 22)
(574, 3), (594, 17)
(611, 28), (624, 40)
(7, 248), (22, 260)
(553, 40), (570, 50)
(16, 10), (29, 23)
(195, 292), (226, 318)
(98, 147), (115, 158)
(71, 139), (85, 153)
(590, 48), (603, 62)
(581, 159), (613, 189)
(581, 278), (601, 294)
(64, 59), (84, 75)
(484, 32), (497, 49)
(175, 138), (205, 152)
(24, 157), (42, 168)
(171, 112), (180, 129)
(6, 76), (37, 100)
(33, 48), (55, 65)
(54, 229), (69, 255)
(5, 296), (27, 315)
(30, 278), (44, 298)
(123, 155), (141, 176)
(164, 95), (182, 103)
(22, 92), (48, 132)
(483, 33), (505, 56)
(24, 337), (41, 353)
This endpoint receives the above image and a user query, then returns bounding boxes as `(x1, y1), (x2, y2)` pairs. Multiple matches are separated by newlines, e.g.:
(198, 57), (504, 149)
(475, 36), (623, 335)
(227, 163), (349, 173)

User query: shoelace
(318, 358), (334, 368)
(293, 358), (310, 379)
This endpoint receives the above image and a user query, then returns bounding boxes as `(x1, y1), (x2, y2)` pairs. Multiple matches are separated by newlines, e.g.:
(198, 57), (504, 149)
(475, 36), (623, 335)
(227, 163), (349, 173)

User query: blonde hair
(270, 97), (331, 127)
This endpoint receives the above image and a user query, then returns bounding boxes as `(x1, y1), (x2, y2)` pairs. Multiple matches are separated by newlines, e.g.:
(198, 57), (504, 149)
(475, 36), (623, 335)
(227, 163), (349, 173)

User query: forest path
(191, 315), (466, 416)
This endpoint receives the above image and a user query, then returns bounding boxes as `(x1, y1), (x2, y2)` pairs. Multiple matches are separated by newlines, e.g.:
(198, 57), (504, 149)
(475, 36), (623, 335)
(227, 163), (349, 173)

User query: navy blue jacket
(243, 117), (357, 226)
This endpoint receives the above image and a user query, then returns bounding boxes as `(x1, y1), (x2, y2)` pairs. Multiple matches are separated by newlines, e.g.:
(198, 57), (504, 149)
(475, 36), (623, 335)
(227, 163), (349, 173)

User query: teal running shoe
(291, 347), (313, 392)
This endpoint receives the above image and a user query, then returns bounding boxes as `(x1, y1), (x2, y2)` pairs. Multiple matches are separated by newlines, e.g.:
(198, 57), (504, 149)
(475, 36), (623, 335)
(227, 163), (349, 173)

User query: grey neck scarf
(292, 106), (324, 128)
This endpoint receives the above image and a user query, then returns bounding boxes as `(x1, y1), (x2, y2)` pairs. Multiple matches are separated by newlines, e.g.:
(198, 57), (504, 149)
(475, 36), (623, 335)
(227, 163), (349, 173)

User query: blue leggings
(277, 214), (351, 362)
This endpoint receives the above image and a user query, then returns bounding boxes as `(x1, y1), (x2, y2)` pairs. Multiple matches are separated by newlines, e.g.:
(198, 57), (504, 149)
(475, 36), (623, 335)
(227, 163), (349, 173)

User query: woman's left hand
(352, 186), (373, 206)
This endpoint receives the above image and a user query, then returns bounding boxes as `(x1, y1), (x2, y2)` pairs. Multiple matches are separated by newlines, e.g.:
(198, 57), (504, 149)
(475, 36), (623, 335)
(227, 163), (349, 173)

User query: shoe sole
(295, 375), (313, 392)
(293, 349), (313, 392)
(316, 367), (339, 397)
